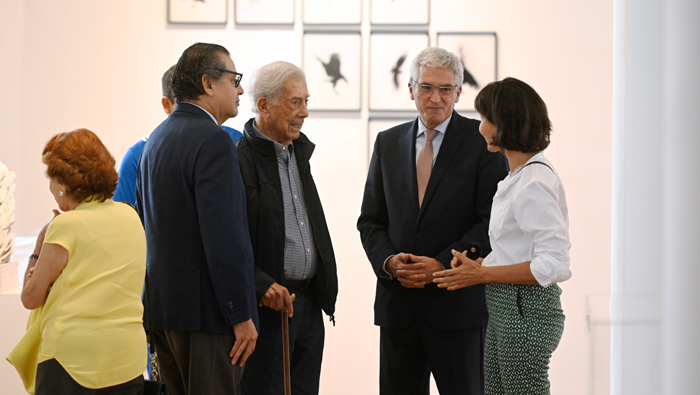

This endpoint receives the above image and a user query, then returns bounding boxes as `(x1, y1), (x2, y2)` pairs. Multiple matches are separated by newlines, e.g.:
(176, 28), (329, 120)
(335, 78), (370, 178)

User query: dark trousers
(153, 330), (244, 395)
(36, 358), (144, 395)
(380, 317), (486, 395)
(240, 280), (325, 395)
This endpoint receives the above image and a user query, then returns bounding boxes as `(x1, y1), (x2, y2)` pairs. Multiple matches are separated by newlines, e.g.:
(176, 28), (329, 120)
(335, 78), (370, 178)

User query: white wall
(0, 1), (612, 394)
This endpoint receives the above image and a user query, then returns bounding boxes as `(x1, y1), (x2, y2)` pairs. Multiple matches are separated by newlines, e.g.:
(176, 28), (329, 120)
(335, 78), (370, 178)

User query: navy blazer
(357, 111), (508, 330)
(136, 103), (258, 334)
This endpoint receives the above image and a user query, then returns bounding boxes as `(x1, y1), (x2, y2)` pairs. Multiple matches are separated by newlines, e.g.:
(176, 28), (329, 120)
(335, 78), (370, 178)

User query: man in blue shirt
(113, 65), (243, 205)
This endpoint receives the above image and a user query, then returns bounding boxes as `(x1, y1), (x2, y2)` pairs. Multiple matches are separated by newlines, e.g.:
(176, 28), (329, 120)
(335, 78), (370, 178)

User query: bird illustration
(459, 47), (479, 88)
(317, 54), (347, 89)
(391, 54), (407, 89)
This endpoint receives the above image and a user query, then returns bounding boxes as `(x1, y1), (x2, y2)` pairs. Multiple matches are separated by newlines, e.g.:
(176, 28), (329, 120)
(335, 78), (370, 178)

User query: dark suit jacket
(357, 111), (508, 330)
(136, 103), (258, 335)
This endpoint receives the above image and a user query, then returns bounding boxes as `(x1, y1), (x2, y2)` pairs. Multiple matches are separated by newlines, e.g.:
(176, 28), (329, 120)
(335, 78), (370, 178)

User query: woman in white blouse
(434, 77), (571, 395)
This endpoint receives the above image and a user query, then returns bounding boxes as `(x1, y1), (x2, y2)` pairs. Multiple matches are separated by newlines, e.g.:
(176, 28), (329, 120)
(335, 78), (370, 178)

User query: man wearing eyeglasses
(136, 42), (258, 395)
(358, 47), (508, 395)
(113, 65), (243, 207)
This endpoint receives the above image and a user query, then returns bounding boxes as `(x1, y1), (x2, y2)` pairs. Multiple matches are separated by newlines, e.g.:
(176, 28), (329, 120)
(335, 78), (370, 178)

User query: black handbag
(143, 271), (169, 395)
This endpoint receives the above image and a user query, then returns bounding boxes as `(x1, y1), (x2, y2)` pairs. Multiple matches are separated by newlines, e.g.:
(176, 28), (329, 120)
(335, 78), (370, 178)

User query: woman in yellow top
(10, 128), (147, 394)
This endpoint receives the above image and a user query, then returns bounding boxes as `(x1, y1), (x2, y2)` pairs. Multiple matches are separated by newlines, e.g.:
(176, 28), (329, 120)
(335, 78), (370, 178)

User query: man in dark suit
(357, 47), (508, 395)
(136, 42), (258, 395)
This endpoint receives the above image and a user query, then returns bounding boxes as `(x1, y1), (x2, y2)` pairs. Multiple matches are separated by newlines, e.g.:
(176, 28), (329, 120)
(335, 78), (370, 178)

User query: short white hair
(248, 61), (306, 113)
(409, 47), (463, 87)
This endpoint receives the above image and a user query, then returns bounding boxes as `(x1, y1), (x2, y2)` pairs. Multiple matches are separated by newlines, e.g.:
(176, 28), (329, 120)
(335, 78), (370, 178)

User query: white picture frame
(168, 0), (228, 24)
(303, 0), (362, 25)
(437, 32), (498, 111)
(370, 0), (430, 25)
(303, 32), (362, 111)
(369, 32), (429, 111)
(235, 0), (295, 25)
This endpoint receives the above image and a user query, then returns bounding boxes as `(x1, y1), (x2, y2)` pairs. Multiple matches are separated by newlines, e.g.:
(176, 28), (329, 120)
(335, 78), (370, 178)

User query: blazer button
(416, 233), (422, 239)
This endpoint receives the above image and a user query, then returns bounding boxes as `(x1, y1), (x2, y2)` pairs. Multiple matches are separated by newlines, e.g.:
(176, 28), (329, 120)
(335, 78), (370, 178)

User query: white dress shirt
(482, 152), (572, 287)
(414, 115), (451, 166)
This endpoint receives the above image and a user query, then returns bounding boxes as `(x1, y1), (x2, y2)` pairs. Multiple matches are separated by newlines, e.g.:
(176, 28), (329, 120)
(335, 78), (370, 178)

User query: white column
(613, 0), (700, 394)
(660, 0), (700, 394)
(611, 0), (664, 393)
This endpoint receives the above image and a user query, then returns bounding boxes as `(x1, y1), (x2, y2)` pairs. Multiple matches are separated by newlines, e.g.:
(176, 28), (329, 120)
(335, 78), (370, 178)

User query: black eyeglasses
(214, 67), (243, 87)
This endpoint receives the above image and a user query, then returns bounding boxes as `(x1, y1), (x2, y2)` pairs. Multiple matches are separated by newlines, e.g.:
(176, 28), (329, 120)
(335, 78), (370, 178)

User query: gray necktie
(417, 129), (437, 207)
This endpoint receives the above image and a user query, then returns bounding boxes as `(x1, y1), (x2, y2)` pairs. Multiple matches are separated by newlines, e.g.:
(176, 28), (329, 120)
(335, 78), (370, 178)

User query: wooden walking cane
(282, 293), (295, 395)
(259, 293), (296, 395)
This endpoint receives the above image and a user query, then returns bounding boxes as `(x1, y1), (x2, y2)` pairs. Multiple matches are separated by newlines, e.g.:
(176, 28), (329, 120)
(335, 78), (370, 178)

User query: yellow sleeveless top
(9, 199), (147, 391)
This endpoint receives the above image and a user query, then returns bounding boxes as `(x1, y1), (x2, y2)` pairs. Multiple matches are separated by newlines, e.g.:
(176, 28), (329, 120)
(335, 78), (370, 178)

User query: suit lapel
(417, 112), (467, 222)
(399, 119), (420, 213)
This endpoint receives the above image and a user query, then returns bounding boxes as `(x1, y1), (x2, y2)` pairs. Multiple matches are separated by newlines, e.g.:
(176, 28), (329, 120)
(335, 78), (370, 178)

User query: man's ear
(257, 97), (269, 118)
(161, 96), (175, 115)
(201, 74), (215, 97)
(454, 85), (462, 104)
(408, 82), (415, 101)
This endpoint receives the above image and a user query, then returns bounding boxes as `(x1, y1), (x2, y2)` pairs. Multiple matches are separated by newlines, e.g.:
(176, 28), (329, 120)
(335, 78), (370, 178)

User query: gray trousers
(153, 330), (244, 395)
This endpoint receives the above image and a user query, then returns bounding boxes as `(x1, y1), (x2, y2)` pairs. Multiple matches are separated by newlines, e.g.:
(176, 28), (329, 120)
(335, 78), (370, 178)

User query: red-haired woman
(8, 129), (147, 395)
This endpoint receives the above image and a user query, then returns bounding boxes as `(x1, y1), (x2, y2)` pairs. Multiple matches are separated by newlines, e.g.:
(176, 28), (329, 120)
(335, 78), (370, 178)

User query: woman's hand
(433, 249), (486, 290)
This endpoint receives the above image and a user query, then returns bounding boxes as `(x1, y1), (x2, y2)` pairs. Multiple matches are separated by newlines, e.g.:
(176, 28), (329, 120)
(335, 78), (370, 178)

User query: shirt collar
(180, 102), (218, 125)
(417, 114), (452, 138)
(251, 121), (293, 160)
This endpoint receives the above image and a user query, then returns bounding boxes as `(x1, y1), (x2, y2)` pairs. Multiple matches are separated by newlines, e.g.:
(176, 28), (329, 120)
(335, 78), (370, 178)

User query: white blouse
(482, 152), (572, 287)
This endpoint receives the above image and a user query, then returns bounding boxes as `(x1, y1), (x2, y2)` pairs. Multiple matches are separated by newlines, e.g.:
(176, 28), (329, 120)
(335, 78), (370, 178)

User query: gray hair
(248, 61), (306, 113)
(409, 47), (463, 87)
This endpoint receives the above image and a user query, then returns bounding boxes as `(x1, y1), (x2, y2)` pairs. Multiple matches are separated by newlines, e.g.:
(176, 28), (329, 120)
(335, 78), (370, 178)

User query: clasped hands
(387, 253), (445, 288)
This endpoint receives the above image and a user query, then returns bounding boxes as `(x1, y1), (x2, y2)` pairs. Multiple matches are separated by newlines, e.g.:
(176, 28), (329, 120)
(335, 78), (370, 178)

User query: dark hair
(162, 65), (177, 102)
(42, 129), (118, 203)
(172, 42), (230, 102)
(474, 77), (551, 153)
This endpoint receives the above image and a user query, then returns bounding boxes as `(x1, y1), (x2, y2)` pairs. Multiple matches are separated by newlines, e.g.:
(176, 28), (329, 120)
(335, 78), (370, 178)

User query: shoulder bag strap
(522, 160), (554, 173)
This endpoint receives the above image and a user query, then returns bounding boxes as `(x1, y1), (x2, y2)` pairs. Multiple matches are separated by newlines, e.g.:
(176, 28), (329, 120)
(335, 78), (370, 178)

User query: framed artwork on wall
(303, 0), (362, 25)
(367, 117), (416, 166)
(303, 32), (362, 111)
(168, 0), (228, 24)
(370, 0), (430, 25)
(369, 32), (429, 111)
(235, 0), (295, 25)
(437, 32), (498, 111)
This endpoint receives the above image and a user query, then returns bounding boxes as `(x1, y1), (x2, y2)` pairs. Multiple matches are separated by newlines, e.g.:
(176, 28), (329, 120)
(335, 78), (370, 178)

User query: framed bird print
(437, 32), (498, 111)
(168, 0), (228, 24)
(302, 31), (362, 111)
(369, 32), (429, 111)
(303, 0), (362, 25)
(370, 0), (430, 25)
(235, 0), (295, 25)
